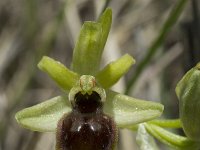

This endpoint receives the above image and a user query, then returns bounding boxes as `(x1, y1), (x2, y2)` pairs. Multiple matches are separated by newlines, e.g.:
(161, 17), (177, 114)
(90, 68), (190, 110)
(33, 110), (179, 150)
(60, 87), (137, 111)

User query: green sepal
(15, 90), (163, 132)
(136, 123), (159, 150)
(71, 22), (102, 75)
(96, 54), (135, 89)
(98, 8), (112, 52)
(104, 90), (164, 128)
(38, 56), (80, 91)
(15, 95), (71, 132)
(145, 123), (199, 150)
(176, 62), (200, 141)
(71, 8), (112, 75)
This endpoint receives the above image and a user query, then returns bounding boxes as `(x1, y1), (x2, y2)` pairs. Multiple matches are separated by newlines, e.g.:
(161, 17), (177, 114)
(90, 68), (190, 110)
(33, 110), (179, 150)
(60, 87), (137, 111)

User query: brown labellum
(56, 91), (118, 150)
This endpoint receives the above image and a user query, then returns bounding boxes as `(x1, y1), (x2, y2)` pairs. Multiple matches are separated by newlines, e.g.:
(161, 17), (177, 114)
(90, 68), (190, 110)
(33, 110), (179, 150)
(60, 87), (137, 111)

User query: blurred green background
(0, 0), (199, 149)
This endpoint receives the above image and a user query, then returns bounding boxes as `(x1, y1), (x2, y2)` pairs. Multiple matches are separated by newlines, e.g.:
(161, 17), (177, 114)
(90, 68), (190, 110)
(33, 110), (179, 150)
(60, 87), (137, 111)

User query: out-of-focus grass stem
(125, 0), (188, 94)
(0, 1), (67, 149)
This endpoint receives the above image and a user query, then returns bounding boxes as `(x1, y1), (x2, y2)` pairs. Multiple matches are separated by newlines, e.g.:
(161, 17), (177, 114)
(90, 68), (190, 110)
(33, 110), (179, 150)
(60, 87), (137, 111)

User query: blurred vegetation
(0, 0), (199, 150)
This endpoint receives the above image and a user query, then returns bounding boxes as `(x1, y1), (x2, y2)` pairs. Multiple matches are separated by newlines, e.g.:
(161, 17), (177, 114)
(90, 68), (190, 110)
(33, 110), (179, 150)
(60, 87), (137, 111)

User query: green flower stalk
(135, 63), (200, 150)
(15, 8), (164, 149)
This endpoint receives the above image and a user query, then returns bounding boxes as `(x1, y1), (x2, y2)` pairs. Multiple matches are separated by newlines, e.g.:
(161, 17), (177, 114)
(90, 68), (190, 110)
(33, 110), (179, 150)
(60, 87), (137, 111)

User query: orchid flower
(15, 8), (163, 149)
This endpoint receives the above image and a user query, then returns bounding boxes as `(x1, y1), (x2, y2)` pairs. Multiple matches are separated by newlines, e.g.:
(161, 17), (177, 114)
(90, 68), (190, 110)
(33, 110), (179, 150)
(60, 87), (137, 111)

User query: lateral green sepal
(15, 90), (164, 132)
(15, 95), (71, 132)
(104, 90), (164, 128)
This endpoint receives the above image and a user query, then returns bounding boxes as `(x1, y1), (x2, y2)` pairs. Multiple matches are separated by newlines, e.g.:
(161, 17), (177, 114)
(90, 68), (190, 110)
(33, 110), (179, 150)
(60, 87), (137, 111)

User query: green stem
(1, 2), (67, 149)
(149, 119), (182, 128)
(125, 0), (188, 94)
(145, 123), (198, 149)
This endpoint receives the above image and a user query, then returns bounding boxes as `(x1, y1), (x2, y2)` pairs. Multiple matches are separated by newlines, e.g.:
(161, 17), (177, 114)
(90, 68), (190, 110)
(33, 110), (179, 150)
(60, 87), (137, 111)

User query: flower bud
(176, 63), (200, 141)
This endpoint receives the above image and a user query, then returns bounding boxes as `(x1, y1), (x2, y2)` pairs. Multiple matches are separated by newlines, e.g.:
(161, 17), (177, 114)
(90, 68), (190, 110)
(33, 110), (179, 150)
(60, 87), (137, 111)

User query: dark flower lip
(56, 89), (118, 150)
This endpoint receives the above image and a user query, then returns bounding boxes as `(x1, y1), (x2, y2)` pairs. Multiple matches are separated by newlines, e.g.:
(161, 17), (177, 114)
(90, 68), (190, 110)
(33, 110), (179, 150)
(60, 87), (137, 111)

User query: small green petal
(96, 54), (135, 89)
(136, 123), (159, 150)
(15, 96), (71, 132)
(104, 90), (164, 128)
(38, 56), (79, 91)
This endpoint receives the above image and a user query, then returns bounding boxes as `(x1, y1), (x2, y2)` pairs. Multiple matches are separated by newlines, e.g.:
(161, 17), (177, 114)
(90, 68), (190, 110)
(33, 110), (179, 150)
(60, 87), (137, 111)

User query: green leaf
(136, 123), (159, 150)
(38, 56), (79, 91)
(145, 123), (199, 150)
(96, 54), (135, 89)
(15, 95), (71, 132)
(176, 62), (200, 141)
(104, 90), (164, 128)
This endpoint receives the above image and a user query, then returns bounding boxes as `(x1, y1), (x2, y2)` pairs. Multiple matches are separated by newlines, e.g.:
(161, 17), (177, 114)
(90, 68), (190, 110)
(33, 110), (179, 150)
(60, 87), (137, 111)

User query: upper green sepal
(71, 8), (112, 75)
(71, 22), (102, 75)
(176, 62), (200, 141)
(97, 8), (112, 52)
